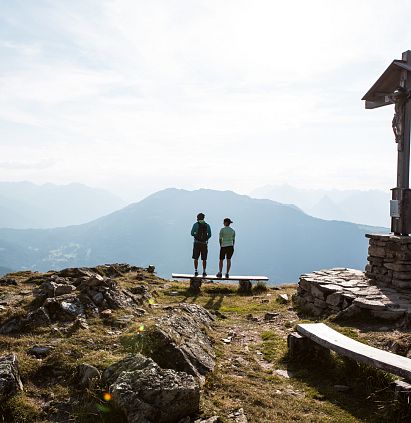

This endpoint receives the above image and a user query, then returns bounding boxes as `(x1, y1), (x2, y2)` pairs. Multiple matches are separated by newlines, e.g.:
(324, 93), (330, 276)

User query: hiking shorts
(219, 246), (234, 260)
(192, 242), (208, 260)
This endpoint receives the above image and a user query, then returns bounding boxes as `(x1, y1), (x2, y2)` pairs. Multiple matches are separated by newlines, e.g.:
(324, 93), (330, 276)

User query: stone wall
(294, 233), (411, 322)
(365, 233), (411, 289)
(294, 268), (411, 322)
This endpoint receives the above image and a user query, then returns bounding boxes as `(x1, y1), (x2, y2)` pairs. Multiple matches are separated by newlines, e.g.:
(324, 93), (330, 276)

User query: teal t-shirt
(191, 220), (212, 243)
(219, 226), (235, 247)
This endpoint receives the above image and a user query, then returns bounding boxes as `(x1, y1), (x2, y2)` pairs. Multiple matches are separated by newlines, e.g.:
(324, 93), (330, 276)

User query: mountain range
(0, 181), (126, 229)
(0, 188), (385, 283)
(250, 184), (390, 228)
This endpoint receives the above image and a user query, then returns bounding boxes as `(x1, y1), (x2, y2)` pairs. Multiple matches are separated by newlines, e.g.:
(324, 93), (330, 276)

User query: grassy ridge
(0, 272), (410, 422)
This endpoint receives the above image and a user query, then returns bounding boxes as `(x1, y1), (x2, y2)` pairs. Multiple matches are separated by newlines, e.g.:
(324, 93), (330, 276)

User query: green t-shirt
(219, 226), (235, 247)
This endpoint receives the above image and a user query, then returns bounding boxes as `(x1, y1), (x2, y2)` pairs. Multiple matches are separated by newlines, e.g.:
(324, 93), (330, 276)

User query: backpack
(195, 222), (208, 242)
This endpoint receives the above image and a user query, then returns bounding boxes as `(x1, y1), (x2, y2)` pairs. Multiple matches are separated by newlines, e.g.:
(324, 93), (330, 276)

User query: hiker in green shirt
(216, 218), (235, 278)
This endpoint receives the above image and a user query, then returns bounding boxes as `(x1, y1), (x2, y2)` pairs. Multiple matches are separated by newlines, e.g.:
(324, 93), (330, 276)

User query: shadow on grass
(180, 288), (200, 303)
(293, 301), (402, 334)
(283, 349), (411, 422)
(179, 284), (238, 303)
(330, 312), (401, 334)
(204, 294), (224, 310)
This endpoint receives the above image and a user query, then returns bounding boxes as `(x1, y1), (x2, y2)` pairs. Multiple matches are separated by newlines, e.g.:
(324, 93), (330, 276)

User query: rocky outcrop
(103, 354), (200, 423)
(141, 304), (215, 378)
(0, 264), (220, 422)
(295, 268), (411, 322)
(58, 263), (141, 279)
(0, 354), (23, 402)
(0, 264), (150, 333)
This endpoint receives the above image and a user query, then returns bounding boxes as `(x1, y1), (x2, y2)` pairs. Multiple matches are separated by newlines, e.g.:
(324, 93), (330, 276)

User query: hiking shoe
(202, 271), (207, 277)
(194, 270), (198, 277)
(216, 272), (222, 278)
(225, 273), (229, 278)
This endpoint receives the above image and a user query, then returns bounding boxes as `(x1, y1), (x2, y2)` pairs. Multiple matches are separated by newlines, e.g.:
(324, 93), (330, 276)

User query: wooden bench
(171, 273), (269, 293)
(288, 323), (411, 396)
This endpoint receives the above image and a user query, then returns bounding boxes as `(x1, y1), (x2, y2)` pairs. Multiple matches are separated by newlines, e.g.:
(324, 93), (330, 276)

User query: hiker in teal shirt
(216, 218), (235, 278)
(191, 212), (212, 277)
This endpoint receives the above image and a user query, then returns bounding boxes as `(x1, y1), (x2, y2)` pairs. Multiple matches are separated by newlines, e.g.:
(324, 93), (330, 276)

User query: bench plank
(172, 273), (269, 281)
(297, 323), (411, 381)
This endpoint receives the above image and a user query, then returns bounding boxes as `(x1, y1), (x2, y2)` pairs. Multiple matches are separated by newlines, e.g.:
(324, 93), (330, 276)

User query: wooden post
(238, 280), (252, 294)
(392, 379), (411, 403)
(392, 51), (411, 235)
(288, 332), (310, 358)
(398, 51), (411, 189)
(362, 50), (411, 235)
(189, 278), (202, 292)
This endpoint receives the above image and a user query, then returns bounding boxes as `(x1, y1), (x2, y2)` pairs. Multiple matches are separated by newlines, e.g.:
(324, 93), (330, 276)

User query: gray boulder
(141, 304), (215, 378)
(54, 284), (76, 297)
(67, 316), (89, 333)
(0, 354), (23, 401)
(0, 316), (24, 334)
(103, 354), (154, 386)
(103, 354), (199, 423)
(33, 280), (58, 298)
(58, 267), (101, 280)
(92, 292), (104, 305)
(0, 307), (50, 334)
(44, 295), (85, 321)
(77, 363), (101, 388)
(27, 345), (53, 358)
(26, 307), (51, 329)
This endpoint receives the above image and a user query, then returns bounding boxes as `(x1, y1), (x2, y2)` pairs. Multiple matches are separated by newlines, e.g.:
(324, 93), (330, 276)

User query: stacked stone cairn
(365, 233), (411, 289)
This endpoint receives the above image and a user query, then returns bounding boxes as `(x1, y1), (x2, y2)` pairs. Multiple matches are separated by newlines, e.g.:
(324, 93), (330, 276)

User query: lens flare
(148, 298), (155, 305)
(103, 392), (112, 401)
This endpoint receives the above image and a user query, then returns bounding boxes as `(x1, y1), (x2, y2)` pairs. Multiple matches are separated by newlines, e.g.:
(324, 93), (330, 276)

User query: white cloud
(0, 0), (409, 198)
(0, 159), (57, 170)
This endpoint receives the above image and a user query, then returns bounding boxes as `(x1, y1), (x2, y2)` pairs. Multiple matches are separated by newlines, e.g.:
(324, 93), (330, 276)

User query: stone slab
(366, 234), (411, 244)
(352, 298), (387, 311)
(318, 284), (344, 293)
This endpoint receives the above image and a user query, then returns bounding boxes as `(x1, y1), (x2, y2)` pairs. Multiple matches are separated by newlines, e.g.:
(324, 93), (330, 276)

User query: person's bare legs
(226, 259), (231, 274)
(194, 259), (198, 272)
(219, 259), (223, 273)
(202, 260), (207, 272)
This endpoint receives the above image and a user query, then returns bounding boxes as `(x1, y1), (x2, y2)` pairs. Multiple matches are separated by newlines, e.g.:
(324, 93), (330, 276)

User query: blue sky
(1, 0), (410, 200)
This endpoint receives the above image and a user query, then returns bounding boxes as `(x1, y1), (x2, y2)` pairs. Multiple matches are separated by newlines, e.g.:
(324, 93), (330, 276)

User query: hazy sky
(1, 0), (410, 201)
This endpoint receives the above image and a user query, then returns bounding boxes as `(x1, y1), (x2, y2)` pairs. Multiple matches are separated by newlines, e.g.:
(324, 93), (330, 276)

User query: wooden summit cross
(362, 50), (411, 235)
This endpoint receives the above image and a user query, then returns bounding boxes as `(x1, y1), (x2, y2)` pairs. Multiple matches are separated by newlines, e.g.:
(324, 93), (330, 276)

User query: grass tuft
(0, 394), (43, 423)
(252, 281), (268, 294)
